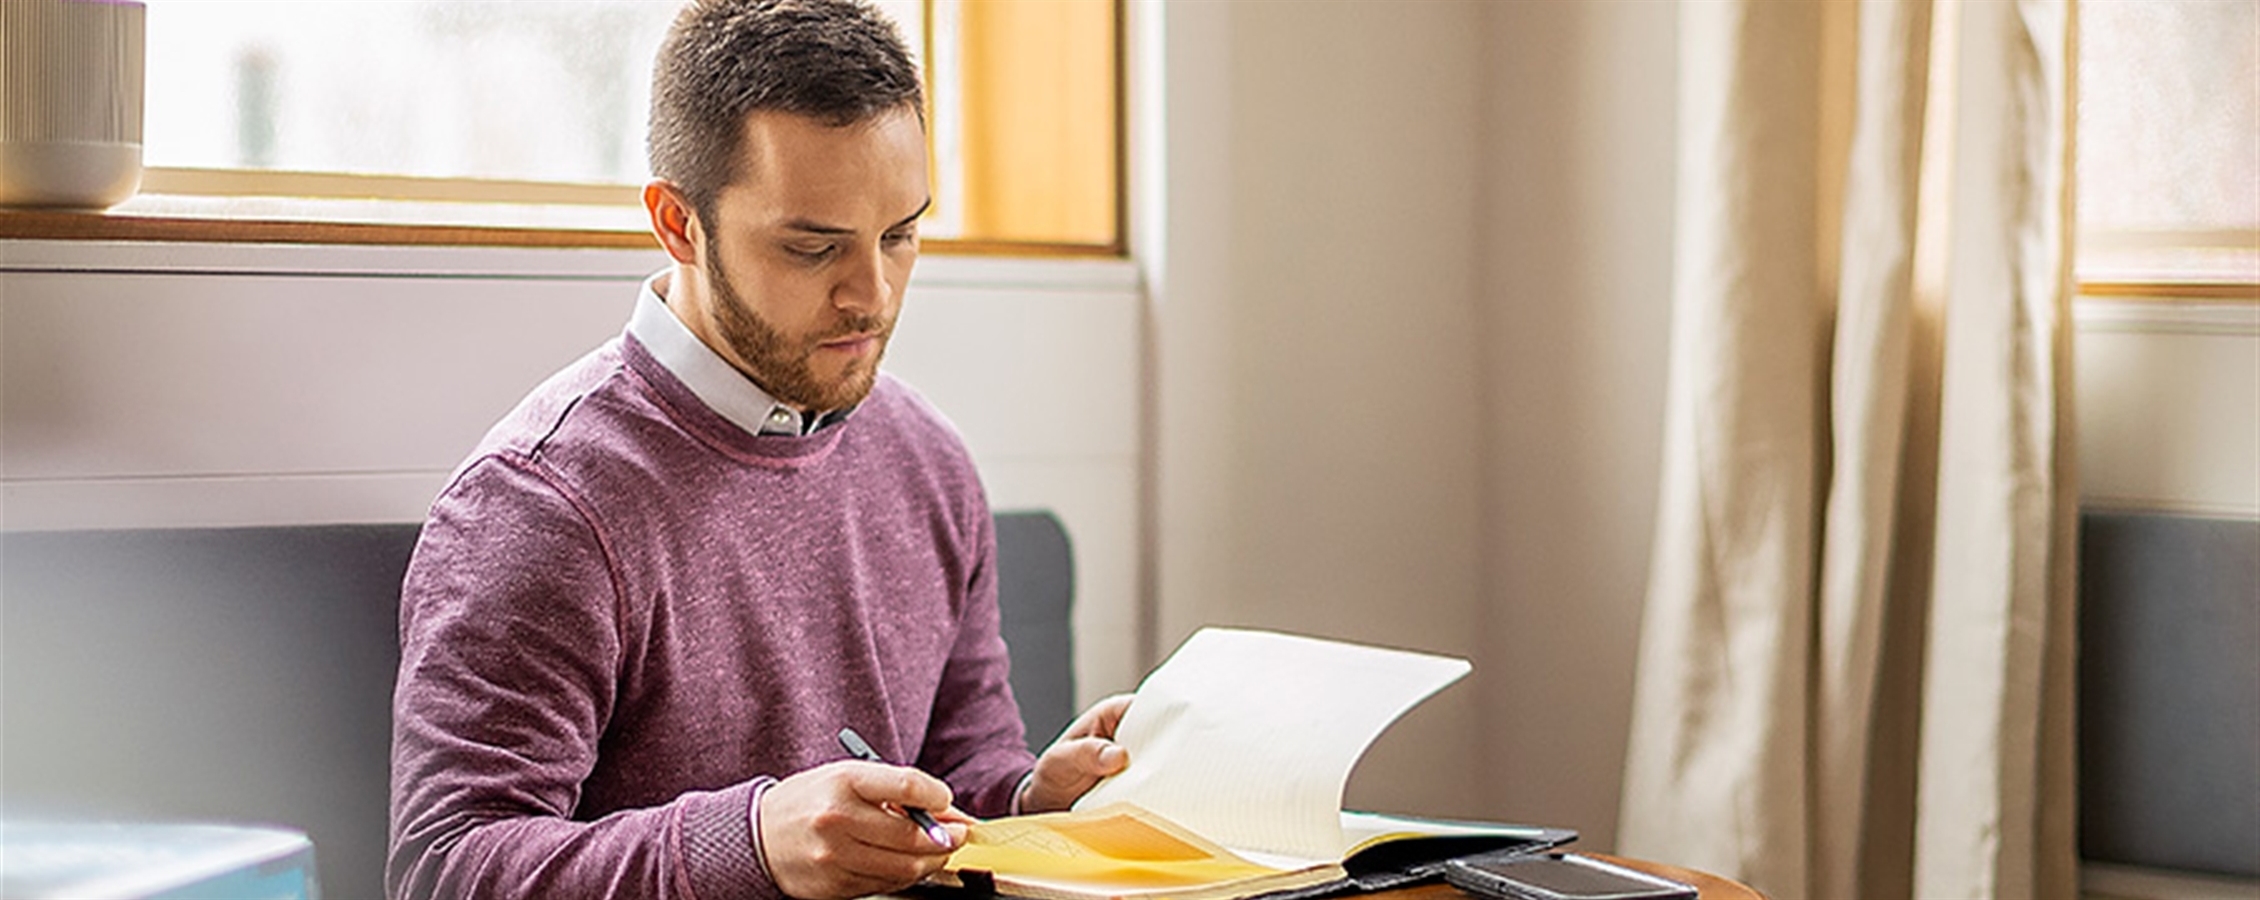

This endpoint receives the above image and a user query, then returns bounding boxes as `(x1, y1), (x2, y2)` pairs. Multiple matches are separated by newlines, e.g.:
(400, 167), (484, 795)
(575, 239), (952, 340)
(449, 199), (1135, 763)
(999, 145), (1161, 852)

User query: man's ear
(644, 181), (701, 265)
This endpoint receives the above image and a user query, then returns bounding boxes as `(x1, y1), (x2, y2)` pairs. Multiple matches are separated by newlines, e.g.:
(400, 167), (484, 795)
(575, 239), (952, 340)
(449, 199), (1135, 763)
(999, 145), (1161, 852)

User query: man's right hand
(756, 760), (972, 900)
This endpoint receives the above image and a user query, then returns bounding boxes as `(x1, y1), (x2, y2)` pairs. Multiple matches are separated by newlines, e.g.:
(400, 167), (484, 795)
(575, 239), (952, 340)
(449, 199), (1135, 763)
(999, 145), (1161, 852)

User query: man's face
(693, 106), (929, 413)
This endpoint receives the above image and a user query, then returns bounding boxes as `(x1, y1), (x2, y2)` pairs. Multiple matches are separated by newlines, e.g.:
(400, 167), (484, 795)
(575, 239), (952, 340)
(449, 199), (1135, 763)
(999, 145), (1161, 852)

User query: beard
(704, 253), (894, 413)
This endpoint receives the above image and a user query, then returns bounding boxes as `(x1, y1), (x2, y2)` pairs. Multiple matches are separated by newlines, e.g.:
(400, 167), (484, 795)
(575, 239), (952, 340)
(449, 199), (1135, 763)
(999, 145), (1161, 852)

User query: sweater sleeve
(387, 455), (778, 900)
(916, 499), (1041, 818)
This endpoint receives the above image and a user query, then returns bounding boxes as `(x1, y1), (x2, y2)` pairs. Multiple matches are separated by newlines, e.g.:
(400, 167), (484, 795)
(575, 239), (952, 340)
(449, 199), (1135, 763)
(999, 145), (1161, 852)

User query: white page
(1337, 811), (1554, 850)
(1072, 628), (1471, 863)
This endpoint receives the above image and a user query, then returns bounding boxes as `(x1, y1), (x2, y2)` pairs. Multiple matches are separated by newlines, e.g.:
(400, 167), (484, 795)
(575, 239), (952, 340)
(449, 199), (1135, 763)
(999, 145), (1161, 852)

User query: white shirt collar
(628, 270), (845, 437)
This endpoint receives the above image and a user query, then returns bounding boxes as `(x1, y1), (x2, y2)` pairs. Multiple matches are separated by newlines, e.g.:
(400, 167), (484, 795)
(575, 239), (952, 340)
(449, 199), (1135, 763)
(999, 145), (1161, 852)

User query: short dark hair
(648, 0), (924, 223)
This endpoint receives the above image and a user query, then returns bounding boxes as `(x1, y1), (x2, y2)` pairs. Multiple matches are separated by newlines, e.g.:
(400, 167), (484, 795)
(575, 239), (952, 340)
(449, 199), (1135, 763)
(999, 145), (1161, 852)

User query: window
(2075, 0), (2258, 298)
(942, 0), (1119, 249)
(6, 0), (1120, 254)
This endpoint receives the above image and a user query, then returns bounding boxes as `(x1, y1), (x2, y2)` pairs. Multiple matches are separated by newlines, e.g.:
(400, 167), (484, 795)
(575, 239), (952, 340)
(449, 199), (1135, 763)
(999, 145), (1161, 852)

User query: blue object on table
(0, 821), (319, 900)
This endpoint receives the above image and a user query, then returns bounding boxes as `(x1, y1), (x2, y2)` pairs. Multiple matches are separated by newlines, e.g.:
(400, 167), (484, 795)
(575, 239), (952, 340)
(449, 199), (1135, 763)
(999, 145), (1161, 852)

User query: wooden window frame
(2075, 230), (2260, 303)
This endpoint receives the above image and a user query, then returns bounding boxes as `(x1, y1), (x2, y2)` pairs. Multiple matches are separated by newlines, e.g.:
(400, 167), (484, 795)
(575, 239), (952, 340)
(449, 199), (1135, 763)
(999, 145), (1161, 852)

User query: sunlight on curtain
(1616, 1), (2079, 897)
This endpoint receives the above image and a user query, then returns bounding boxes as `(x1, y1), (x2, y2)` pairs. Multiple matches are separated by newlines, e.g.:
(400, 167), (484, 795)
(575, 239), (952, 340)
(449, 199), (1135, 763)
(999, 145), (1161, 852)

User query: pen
(836, 727), (954, 849)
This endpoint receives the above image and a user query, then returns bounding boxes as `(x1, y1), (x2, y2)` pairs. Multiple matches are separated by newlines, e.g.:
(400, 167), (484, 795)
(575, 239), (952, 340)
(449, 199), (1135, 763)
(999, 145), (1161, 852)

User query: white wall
(1145, 0), (1681, 848)
(1147, 0), (1494, 824)
(1474, 0), (1680, 850)
(2074, 299), (2260, 519)
(0, 242), (1150, 707)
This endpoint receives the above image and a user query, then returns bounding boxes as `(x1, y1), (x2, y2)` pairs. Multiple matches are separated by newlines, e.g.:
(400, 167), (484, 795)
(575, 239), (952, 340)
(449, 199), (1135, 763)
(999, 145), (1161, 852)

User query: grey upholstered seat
(0, 510), (1078, 898)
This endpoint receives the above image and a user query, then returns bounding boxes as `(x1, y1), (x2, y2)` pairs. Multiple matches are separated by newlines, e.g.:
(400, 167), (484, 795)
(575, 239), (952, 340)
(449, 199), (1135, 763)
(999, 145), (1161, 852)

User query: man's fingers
(831, 829), (952, 881)
(844, 760), (958, 818)
(1090, 694), (1131, 738)
(1064, 693), (1134, 741)
(841, 762), (961, 851)
(932, 805), (979, 826)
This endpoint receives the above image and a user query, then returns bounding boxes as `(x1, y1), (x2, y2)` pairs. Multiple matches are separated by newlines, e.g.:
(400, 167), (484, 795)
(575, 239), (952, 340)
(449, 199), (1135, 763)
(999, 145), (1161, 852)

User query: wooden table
(901, 851), (1766, 900)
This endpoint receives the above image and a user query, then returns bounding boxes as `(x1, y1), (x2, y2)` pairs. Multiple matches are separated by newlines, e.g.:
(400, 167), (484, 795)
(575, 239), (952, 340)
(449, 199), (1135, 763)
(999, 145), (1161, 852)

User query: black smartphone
(1443, 851), (1698, 900)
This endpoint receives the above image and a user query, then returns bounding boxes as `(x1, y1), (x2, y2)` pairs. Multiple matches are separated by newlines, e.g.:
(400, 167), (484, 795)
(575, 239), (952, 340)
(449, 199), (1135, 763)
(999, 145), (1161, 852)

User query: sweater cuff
(681, 778), (781, 900)
(747, 777), (782, 895)
(1010, 769), (1037, 816)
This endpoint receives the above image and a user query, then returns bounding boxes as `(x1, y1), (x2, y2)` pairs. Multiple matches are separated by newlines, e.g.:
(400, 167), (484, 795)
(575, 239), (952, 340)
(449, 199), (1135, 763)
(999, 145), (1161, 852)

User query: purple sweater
(388, 333), (1035, 900)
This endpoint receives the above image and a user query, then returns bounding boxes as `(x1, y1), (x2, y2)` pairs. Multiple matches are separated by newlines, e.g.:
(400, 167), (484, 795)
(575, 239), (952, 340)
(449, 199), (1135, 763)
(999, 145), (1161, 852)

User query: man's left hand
(1018, 693), (1133, 813)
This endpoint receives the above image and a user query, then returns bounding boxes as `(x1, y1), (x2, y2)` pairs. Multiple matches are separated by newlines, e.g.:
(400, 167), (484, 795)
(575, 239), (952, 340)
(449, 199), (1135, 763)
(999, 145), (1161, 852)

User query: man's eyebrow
(782, 219), (854, 236)
(890, 197), (934, 231)
(781, 198), (933, 236)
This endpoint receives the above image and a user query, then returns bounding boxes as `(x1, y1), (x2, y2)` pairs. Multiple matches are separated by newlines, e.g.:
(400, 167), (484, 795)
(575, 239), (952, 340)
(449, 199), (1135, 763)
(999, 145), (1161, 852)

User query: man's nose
(834, 245), (891, 315)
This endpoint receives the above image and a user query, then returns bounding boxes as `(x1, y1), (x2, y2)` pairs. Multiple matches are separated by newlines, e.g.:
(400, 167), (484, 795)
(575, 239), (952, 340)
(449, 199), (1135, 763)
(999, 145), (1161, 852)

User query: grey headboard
(0, 510), (1076, 899)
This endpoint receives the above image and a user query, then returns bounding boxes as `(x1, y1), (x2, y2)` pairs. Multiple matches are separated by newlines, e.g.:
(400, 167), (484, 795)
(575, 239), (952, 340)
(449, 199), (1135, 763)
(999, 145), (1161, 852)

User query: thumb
(1052, 736), (1129, 779)
(1090, 739), (1128, 774)
(1023, 737), (1133, 813)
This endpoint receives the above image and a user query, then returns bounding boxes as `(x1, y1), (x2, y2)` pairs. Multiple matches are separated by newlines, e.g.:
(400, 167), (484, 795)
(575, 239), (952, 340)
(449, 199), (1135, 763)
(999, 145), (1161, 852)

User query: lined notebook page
(1073, 628), (1471, 862)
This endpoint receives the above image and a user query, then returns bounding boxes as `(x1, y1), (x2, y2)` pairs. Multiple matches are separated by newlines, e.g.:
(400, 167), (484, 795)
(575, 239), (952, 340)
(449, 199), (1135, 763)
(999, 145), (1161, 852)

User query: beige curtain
(1616, 1), (2079, 898)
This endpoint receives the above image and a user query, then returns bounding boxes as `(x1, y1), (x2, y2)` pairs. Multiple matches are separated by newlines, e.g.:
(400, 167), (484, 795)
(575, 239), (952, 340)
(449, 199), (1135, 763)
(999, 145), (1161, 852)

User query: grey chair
(1, 510), (1078, 898)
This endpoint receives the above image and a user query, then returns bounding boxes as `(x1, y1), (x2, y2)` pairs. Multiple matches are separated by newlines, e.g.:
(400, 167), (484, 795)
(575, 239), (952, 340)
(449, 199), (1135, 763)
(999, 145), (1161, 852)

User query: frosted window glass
(141, 0), (924, 187)
(2076, 0), (2259, 234)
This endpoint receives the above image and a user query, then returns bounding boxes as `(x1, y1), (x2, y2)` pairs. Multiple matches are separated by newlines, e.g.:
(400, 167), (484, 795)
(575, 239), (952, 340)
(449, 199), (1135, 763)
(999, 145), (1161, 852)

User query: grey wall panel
(1, 524), (420, 900)
(2077, 512), (2260, 877)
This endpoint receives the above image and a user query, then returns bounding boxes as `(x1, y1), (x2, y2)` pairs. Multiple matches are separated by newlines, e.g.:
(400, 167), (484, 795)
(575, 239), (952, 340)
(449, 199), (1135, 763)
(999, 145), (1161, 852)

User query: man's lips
(818, 332), (882, 354)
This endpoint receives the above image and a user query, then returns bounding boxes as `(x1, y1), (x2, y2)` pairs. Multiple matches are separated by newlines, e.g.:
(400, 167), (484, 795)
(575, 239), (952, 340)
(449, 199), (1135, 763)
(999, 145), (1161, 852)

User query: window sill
(0, 207), (658, 250)
(2077, 234), (2259, 302)
(0, 223), (1141, 296)
(0, 196), (1124, 258)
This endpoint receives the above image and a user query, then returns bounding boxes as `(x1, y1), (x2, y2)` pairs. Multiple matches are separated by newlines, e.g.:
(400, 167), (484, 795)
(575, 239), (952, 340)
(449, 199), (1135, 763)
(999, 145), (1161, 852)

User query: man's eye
(787, 244), (836, 261)
(883, 230), (918, 247)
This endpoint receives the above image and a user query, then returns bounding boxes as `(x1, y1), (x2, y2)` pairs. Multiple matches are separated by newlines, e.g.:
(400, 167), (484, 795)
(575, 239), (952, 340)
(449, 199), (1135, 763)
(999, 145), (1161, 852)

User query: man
(386, 1), (1129, 897)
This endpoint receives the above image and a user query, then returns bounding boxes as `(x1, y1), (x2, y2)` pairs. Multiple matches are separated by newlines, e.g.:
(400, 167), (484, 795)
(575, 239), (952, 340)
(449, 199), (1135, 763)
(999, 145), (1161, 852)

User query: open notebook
(934, 628), (1575, 900)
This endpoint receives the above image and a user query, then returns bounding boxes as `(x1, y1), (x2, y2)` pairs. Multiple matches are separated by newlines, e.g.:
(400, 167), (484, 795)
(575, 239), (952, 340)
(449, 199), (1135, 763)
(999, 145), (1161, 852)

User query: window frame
(2074, 230), (2260, 303)
(2070, 0), (2257, 305)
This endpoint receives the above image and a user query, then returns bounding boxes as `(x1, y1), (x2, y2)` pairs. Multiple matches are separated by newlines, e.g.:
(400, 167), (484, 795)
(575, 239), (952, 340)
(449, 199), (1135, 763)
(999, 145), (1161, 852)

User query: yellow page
(946, 804), (1307, 895)
(1071, 628), (1472, 862)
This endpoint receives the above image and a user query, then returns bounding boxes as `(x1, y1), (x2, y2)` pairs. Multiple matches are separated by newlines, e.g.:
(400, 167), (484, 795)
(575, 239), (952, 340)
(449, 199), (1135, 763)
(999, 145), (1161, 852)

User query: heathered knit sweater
(387, 330), (1035, 900)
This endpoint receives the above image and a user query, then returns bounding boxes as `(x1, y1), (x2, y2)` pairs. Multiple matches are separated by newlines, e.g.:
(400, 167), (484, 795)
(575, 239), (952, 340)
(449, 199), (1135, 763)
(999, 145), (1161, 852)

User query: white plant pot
(0, 0), (146, 209)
